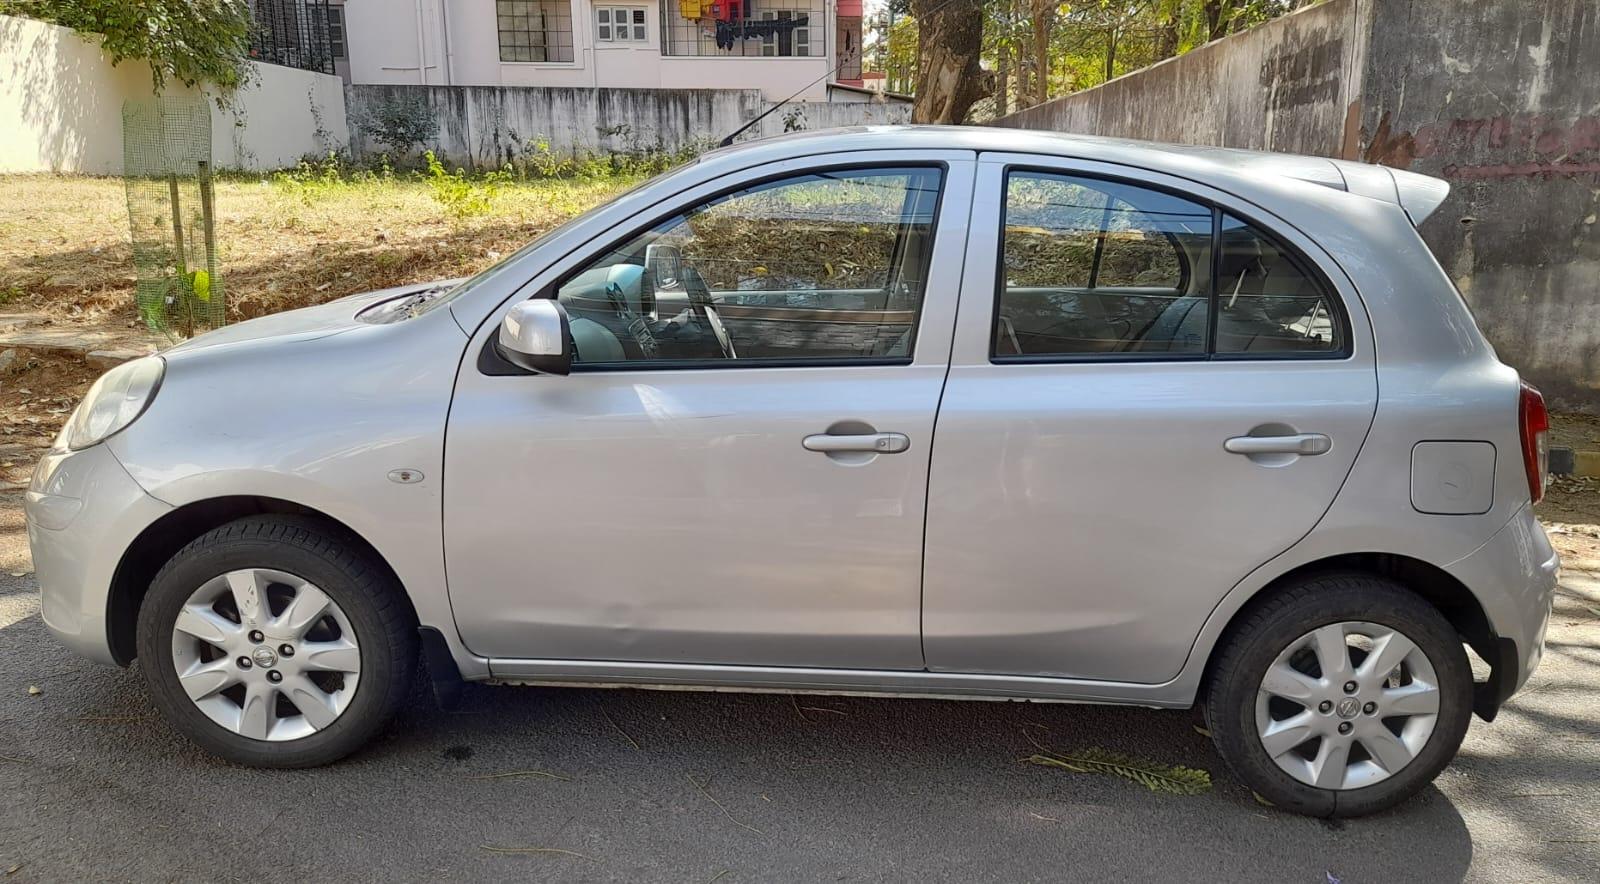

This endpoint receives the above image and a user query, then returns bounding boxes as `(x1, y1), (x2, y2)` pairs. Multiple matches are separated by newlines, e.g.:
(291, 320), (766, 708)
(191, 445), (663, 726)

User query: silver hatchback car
(27, 127), (1558, 817)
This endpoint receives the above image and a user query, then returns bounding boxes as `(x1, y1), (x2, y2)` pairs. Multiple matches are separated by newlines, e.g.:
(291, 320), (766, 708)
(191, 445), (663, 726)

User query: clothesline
(712, 15), (810, 50)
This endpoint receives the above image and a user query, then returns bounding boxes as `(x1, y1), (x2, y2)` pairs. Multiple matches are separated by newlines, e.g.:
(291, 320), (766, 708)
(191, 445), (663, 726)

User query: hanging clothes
(678, 0), (701, 20)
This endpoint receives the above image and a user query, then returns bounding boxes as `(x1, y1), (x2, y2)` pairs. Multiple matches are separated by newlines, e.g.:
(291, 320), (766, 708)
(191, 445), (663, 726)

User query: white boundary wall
(0, 15), (348, 174)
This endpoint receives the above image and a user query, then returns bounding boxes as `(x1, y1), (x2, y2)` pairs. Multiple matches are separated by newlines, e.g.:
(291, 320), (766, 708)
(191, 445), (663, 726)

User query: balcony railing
(248, 0), (336, 75)
(661, 0), (826, 58)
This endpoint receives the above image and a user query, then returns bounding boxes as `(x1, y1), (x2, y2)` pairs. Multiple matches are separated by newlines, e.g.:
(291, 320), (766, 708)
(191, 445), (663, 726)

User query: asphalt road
(2, 516), (1598, 882)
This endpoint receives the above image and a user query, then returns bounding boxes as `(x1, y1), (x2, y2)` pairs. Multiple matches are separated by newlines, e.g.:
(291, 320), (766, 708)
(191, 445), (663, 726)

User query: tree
(1028, 0), (1056, 105)
(910, 0), (989, 124)
(0, 0), (254, 93)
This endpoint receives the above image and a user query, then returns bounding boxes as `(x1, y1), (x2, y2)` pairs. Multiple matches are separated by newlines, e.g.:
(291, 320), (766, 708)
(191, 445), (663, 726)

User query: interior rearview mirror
(497, 299), (572, 375)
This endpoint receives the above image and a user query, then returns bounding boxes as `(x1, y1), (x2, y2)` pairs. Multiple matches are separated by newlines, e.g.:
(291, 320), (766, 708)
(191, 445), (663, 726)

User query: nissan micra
(27, 127), (1558, 817)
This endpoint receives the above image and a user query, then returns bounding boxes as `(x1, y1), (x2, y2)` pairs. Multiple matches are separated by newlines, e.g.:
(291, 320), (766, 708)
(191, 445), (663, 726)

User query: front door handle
(1224, 433), (1332, 456)
(803, 432), (910, 454)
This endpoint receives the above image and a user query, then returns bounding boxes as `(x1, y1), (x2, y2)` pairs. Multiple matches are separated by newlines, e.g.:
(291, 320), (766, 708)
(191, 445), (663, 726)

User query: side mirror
(497, 299), (572, 375)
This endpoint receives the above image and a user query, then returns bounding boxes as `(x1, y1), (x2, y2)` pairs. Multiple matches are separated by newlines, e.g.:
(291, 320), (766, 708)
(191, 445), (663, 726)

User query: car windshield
(407, 159), (702, 319)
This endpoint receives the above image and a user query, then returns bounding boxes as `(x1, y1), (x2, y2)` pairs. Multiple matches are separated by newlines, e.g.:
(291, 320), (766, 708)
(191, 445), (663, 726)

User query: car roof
(710, 125), (1448, 224)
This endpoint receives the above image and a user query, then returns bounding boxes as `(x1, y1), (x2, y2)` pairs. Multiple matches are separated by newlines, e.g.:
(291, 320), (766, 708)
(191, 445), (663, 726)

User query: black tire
(1205, 573), (1472, 817)
(135, 515), (417, 768)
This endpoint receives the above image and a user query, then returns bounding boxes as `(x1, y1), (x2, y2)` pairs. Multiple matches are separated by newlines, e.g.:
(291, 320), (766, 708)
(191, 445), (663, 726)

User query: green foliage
(0, 0), (253, 93)
(971, 0), (1315, 118)
(355, 95), (441, 155)
(425, 150), (507, 222)
(1026, 747), (1213, 796)
(883, 16), (918, 95)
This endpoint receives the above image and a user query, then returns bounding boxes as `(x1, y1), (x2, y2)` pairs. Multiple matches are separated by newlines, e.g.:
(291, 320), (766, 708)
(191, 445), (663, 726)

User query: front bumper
(1446, 502), (1558, 717)
(25, 444), (171, 665)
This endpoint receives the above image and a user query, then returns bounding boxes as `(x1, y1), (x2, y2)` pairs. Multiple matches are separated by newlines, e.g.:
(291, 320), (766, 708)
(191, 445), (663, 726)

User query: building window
(326, 5), (346, 60)
(497, 0), (575, 63)
(597, 6), (648, 42)
(759, 10), (808, 56)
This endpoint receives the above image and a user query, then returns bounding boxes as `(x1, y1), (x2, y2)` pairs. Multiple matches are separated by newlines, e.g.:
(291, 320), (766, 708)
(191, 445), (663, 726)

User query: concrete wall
(992, 0), (1600, 410)
(343, 0), (836, 101)
(1359, 0), (1600, 408)
(0, 15), (348, 174)
(995, 0), (1370, 158)
(345, 83), (911, 165)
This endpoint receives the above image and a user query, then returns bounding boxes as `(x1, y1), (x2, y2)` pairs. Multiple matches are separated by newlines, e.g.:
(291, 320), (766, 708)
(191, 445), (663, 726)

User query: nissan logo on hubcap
(1336, 697), (1361, 719)
(252, 647), (278, 669)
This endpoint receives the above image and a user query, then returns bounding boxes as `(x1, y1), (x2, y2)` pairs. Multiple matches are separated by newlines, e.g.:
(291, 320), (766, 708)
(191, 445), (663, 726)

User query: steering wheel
(681, 265), (737, 360)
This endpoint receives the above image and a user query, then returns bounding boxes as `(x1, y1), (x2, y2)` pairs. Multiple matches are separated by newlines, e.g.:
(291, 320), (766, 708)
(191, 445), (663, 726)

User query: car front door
(444, 154), (974, 670)
(922, 155), (1379, 684)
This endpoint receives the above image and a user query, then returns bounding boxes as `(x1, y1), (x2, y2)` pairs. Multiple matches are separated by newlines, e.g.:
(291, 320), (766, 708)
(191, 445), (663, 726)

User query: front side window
(553, 167), (943, 366)
(995, 170), (1344, 359)
(497, 0), (575, 63)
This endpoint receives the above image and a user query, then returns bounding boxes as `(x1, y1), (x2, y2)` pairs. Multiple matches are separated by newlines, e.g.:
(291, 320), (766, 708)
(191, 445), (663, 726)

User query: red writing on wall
(1366, 112), (1600, 179)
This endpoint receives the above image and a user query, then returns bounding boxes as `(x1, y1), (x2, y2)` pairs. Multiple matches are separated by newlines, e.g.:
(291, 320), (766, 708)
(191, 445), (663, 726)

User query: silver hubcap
(169, 568), (361, 742)
(1255, 621), (1441, 790)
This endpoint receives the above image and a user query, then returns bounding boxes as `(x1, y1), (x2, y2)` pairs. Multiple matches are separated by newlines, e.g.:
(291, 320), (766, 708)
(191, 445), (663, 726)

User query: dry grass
(0, 173), (642, 328)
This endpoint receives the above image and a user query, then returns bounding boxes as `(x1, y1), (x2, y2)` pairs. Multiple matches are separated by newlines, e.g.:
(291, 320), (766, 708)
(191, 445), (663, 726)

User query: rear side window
(995, 170), (1345, 360)
(1214, 213), (1343, 354)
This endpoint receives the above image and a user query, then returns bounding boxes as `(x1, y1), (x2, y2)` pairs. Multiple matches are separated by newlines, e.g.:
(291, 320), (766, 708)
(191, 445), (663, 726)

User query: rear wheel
(136, 516), (416, 767)
(1206, 574), (1472, 817)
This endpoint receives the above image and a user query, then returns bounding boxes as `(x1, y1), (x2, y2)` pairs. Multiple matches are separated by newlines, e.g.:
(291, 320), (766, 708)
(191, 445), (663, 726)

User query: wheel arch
(106, 495), (416, 665)
(1199, 551), (1506, 719)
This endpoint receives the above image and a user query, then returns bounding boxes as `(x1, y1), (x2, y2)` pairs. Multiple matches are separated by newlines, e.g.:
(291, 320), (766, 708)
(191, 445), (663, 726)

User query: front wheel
(135, 516), (416, 767)
(1206, 574), (1472, 817)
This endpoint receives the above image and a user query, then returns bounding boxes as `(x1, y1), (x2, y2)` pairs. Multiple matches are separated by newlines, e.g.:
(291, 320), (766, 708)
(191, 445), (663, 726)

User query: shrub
(355, 95), (440, 156)
(424, 150), (505, 222)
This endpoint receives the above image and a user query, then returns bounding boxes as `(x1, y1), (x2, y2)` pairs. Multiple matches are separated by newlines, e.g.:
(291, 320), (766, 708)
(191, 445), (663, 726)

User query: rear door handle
(803, 432), (910, 454)
(1224, 433), (1332, 456)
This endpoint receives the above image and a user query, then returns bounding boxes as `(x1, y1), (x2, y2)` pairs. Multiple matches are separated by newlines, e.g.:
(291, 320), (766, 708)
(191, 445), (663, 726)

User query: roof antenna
(716, 0), (966, 147)
(719, 58), (846, 147)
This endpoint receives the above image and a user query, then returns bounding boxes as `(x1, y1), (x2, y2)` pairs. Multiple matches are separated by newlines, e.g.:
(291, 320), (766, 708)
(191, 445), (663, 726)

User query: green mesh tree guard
(122, 96), (225, 339)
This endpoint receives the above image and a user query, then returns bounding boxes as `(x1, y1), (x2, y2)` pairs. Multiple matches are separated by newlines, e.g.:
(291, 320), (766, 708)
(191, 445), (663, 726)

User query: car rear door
(921, 154), (1379, 684)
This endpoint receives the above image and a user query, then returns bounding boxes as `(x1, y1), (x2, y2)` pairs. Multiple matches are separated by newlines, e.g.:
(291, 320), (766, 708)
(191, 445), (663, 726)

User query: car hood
(161, 280), (461, 356)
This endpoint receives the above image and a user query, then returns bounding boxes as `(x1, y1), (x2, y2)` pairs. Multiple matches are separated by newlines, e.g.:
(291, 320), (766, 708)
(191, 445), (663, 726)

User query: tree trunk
(1103, 31), (1117, 81)
(1157, 10), (1179, 59)
(1014, 39), (1032, 110)
(1203, 0), (1232, 41)
(910, 0), (987, 124)
(1030, 0), (1054, 105)
(995, 41), (1009, 117)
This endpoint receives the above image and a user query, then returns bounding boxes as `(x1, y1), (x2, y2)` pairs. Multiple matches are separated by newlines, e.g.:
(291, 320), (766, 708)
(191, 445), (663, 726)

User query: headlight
(60, 357), (164, 450)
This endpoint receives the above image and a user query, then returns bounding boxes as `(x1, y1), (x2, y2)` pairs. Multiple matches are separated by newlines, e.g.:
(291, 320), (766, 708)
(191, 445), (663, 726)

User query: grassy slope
(0, 173), (640, 324)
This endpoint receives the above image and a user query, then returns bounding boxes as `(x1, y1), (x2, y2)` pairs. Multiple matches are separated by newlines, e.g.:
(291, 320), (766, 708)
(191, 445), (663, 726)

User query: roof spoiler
(1388, 168), (1451, 226)
(1327, 160), (1450, 226)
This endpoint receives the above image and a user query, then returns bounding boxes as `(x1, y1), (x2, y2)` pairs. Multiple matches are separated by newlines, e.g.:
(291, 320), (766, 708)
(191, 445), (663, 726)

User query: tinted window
(556, 167), (942, 365)
(1214, 214), (1343, 354)
(997, 172), (1214, 356)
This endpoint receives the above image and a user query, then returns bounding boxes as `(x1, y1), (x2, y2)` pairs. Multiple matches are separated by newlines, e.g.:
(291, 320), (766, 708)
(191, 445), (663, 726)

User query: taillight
(1519, 381), (1549, 504)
